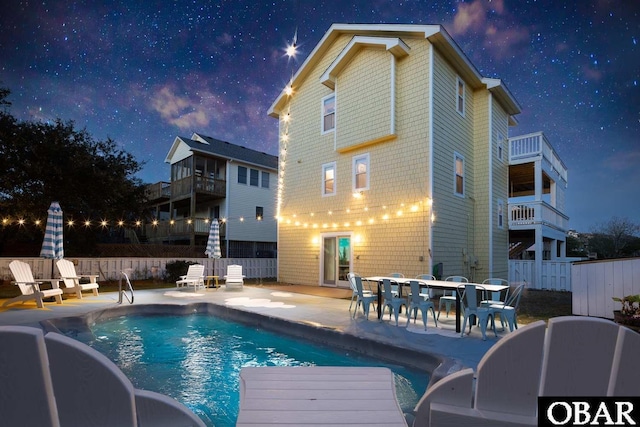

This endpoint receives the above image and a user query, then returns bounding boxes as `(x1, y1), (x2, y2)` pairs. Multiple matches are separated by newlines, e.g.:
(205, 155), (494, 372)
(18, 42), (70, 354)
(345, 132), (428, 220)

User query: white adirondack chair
(175, 264), (205, 291)
(3, 260), (63, 309)
(223, 264), (244, 290)
(56, 259), (99, 299)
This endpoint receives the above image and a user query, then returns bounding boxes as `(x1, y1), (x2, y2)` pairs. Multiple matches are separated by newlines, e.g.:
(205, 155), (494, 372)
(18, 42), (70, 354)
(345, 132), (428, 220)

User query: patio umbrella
(204, 219), (221, 277)
(40, 201), (64, 277)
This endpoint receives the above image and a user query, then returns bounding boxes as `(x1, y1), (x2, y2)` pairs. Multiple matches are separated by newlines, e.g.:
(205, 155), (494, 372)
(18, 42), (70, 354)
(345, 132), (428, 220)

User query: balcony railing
(143, 218), (226, 241)
(145, 182), (171, 201)
(509, 132), (568, 183)
(171, 176), (226, 199)
(509, 201), (569, 231)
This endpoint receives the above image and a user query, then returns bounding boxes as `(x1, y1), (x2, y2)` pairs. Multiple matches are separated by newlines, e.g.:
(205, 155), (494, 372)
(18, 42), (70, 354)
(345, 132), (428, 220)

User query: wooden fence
(0, 257), (277, 282)
(571, 257), (640, 319)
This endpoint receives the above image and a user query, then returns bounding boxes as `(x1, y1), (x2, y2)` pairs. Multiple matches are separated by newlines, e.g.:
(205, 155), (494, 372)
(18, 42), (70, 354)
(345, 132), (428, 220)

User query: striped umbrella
(40, 201), (64, 260)
(204, 220), (221, 259)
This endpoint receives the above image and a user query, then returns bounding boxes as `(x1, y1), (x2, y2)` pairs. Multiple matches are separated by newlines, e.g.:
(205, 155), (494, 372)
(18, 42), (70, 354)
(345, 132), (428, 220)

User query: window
(238, 166), (247, 184)
(322, 162), (336, 196)
(261, 171), (269, 188)
(497, 199), (504, 229)
(456, 77), (465, 116)
(322, 94), (335, 133)
(454, 152), (465, 196)
(256, 206), (263, 221)
(353, 154), (370, 191)
(497, 133), (504, 162)
(250, 168), (259, 187)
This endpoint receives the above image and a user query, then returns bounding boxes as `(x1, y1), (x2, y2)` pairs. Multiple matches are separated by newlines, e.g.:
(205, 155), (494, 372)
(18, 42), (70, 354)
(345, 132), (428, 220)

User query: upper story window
(250, 168), (259, 187)
(497, 199), (504, 229)
(322, 162), (336, 196)
(454, 152), (465, 197)
(456, 77), (465, 116)
(261, 171), (270, 189)
(353, 153), (370, 192)
(238, 166), (247, 184)
(322, 94), (335, 134)
(497, 133), (504, 162)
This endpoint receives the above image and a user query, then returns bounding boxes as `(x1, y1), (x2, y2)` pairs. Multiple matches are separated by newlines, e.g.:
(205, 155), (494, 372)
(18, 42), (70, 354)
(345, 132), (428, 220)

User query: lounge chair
(224, 264), (244, 290)
(3, 260), (63, 309)
(0, 326), (205, 427)
(176, 264), (205, 291)
(56, 259), (99, 299)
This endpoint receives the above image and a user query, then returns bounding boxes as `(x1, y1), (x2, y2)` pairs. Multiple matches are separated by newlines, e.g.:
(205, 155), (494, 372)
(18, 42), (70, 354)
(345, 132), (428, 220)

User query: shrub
(164, 260), (197, 283)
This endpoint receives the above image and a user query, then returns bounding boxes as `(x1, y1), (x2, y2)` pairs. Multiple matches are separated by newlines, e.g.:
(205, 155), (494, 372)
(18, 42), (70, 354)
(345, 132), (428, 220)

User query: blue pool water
(69, 313), (429, 427)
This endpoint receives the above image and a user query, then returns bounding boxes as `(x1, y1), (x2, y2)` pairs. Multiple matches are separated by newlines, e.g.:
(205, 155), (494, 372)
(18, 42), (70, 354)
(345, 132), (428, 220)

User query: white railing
(572, 257), (640, 319)
(508, 201), (569, 231)
(0, 257), (276, 283)
(509, 132), (568, 183)
(509, 259), (572, 291)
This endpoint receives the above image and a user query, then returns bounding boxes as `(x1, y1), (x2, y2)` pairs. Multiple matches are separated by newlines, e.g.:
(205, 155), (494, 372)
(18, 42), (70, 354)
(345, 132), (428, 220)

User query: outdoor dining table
(364, 276), (509, 333)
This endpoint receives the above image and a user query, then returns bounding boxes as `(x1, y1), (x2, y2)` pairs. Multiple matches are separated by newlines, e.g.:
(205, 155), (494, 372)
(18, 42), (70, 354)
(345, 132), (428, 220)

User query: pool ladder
(118, 271), (135, 304)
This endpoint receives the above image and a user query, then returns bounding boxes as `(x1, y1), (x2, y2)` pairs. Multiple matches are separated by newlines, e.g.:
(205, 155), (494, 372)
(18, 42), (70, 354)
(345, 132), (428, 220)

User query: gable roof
(268, 23), (521, 117)
(165, 133), (278, 170)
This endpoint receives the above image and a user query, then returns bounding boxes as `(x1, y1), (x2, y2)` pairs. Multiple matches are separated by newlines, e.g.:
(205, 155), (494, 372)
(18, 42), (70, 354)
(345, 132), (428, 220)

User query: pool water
(70, 313), (429, 427)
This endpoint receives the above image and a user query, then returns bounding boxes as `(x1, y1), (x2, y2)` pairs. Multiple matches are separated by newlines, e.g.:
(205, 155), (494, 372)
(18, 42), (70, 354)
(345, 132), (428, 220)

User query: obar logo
(539, 397), (639, 426)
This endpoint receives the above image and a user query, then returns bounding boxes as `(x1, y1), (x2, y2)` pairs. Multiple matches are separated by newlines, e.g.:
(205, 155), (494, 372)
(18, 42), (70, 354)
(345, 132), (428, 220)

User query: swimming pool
(55, 307), (430, 426)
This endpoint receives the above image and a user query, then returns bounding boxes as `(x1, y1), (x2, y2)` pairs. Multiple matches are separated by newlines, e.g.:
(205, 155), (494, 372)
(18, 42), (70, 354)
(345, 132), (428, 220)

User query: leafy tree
(588, 216), (640, 259)
(0, 87), (148, 255)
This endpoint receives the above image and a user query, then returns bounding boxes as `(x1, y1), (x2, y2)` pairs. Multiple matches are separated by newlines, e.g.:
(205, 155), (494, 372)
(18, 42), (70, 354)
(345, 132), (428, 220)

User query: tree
(0, 87), (148, 255)
(588, 216), (640, 259)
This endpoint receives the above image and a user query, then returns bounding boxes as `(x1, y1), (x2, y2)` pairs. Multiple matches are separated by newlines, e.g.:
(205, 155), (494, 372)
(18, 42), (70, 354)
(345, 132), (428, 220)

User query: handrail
(118, 271), (135, 304)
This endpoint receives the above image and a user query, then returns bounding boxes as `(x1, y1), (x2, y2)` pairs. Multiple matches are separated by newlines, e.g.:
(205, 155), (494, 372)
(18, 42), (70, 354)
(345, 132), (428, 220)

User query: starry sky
(1, 0), (638, 233)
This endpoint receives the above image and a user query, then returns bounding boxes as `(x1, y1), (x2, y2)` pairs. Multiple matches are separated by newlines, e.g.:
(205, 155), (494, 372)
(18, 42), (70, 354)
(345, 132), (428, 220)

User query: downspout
(488, 93), (493, 277)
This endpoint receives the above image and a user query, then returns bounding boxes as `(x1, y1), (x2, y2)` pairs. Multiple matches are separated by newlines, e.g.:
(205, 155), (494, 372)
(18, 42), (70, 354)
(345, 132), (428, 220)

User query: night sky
(1, 0), (638, 232)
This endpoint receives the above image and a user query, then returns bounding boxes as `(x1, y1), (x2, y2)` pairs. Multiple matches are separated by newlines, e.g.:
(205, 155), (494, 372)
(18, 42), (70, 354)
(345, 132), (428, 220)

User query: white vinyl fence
(508, 260), (573, 291)
(0, 257), (277, 282)
(571, 257), (640, 319)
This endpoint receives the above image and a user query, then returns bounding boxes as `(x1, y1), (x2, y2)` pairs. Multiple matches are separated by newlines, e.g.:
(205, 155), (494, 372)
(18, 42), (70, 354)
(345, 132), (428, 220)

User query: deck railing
(509, 201), (569, 231)
(509, 132), (568, 183)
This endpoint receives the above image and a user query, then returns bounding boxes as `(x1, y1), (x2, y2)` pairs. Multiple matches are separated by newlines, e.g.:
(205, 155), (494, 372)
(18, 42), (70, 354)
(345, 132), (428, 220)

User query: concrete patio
(0, 284), (504, 372)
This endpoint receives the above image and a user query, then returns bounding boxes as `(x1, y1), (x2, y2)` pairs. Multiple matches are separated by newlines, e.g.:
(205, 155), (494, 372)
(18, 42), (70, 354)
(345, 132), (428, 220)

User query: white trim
(322, 162), (337, 197)
(390, 55), (396, 135)
(352, 153), (370, 192)
(428, 45), (434, 274)
(488, 93), (493, 276)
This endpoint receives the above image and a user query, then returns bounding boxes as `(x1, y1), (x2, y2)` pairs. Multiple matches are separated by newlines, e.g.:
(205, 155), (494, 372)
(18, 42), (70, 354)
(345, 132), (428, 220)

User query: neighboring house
(145, 133), (278, 258)
(508, 131), (571, 289)
(268, 24), (524, 287)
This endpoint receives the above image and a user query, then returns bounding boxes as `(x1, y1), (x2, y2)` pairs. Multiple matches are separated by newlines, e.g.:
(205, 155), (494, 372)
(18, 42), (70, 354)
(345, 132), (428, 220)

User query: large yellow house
(268, 24), (521, 288)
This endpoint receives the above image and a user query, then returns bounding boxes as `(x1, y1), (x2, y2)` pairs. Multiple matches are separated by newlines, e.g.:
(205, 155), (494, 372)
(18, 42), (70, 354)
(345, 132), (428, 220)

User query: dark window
(256, 206), (263, 221)
(238, 166), (247, 184)
(250, 169), (259, 186)
(261, 171), (269, 188)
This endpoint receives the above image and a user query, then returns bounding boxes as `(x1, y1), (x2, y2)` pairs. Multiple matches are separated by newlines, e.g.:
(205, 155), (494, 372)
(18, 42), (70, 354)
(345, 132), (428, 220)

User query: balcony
(171, 176), (226, 200)
(509, 132), (567, 184)
(143, 218), (226, 243)
(145, 182), (171, 201)
(508, 201), (569, 232)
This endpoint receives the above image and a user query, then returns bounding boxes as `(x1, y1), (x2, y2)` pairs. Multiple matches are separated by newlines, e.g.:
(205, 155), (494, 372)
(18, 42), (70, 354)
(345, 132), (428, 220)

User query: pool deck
(0, 285), (503, 371)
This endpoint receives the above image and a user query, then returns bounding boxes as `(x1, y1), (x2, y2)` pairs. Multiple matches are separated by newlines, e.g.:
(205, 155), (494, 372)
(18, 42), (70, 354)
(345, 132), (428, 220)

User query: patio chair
(56, 259), (100, 299)
(388, 272), (404, 297)
(406, 280), (438, 330)
(437, 276), (468, 319)
(487, 283), (525, 332)
(415, 274), (436, 299)
(223, 264), (245, 290)
(352, 276), (377, 320)
(480, 278), (510, 306)
(176, 264), (205, 291)
(3, 260), (63, 309)
(347, 273), (372, 312)
(381, 278), (406, 326)
(458, 284), (497, 341)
